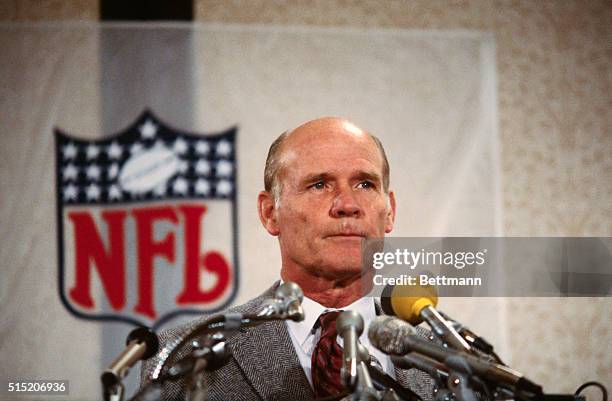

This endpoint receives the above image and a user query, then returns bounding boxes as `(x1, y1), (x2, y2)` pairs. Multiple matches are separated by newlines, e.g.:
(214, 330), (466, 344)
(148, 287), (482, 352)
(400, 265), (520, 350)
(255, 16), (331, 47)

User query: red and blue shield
(55, 110), (238, 328)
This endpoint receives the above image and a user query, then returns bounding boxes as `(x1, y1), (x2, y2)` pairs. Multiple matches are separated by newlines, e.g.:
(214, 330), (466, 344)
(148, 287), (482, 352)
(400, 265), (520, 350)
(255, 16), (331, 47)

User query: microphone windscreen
(127, 327), (159, 359)
(380, 283), (438, 325)
(368, 315), (415, 355)
(275, 281), (304, 302)
(336, 310), (365, 336)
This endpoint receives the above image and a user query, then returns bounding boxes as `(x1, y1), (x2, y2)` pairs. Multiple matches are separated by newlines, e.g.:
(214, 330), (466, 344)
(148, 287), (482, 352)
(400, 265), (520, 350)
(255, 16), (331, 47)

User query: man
(140, 117), (434, 401)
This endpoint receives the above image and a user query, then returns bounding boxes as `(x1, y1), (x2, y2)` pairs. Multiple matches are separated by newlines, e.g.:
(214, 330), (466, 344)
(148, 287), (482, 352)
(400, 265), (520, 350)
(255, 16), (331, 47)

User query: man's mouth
(325, 232), (366, 238)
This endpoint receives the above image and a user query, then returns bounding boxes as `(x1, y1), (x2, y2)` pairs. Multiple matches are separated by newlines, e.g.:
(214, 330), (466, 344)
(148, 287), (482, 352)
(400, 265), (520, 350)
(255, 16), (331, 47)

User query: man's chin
(316, 257), (363, 279)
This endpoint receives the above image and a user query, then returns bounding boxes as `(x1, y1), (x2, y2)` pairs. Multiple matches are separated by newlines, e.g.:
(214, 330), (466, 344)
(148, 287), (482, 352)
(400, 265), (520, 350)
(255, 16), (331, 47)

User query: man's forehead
(280, 117), (378, 158)
(286, 117), (370, 143)
(276, 117), (384, 177)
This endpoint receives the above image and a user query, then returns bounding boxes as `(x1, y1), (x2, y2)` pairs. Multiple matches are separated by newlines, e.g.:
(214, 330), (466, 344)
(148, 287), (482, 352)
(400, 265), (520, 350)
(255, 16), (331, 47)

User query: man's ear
(384, 190), (396, 234)
(257, 191), (280, 236)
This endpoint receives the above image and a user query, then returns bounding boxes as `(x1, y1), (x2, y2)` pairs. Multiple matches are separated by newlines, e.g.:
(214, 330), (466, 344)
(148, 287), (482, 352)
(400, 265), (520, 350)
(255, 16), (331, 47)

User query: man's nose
(330, 187), (362, 218)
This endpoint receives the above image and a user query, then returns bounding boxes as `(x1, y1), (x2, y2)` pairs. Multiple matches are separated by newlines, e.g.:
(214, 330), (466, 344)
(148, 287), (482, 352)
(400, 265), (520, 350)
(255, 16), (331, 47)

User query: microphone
(163, 333), (230, 380)
(101, 327), (159, 389)
(367, 350), (424, 401)
(380, 283), (472, 352)
(336, 310), (364, 389)
(439, 311), (499, 358)
(369, 316), (542, 397)
(146, 282), (306, 387)
(390, 353), (449, 385)
(257, 281), (305, 322)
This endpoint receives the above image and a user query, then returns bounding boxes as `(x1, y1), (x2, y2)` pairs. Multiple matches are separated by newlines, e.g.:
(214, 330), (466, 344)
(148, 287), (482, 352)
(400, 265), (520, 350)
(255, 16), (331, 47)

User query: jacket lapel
(229, 284), (315, 401)
(376, 298), (431, 398)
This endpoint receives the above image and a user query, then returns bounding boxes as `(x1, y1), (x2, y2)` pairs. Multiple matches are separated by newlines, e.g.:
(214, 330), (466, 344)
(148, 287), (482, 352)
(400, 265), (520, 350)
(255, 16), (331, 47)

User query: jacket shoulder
(138, 283), (279, 399)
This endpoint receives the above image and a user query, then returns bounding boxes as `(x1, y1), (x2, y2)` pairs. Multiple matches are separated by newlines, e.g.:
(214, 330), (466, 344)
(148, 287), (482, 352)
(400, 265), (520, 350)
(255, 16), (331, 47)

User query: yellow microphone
(380, 283), (438, 325)
(380, 283), (471, 352)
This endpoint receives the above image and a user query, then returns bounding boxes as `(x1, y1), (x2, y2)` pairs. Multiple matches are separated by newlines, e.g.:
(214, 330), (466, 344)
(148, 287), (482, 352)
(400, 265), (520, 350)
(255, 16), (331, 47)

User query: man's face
(265, 118), (395, 281)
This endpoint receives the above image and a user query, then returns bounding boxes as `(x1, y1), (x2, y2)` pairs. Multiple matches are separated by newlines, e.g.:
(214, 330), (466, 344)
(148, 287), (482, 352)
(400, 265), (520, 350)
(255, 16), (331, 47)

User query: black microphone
(369, 316), (542, 397)
(439, 311), (498, 359)
(101, 327), (159, 389)
(381, 283), (472, 352)
(336, 310), (364, 389)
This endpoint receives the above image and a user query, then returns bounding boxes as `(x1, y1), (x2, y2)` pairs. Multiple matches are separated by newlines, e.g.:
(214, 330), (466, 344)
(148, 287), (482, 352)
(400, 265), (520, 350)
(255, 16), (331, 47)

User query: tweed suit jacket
(140, 282), (435, 401)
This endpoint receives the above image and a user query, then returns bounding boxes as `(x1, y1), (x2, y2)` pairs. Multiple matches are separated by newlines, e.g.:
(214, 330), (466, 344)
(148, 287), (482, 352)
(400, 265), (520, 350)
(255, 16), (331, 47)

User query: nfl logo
(55, 110), (239, 328)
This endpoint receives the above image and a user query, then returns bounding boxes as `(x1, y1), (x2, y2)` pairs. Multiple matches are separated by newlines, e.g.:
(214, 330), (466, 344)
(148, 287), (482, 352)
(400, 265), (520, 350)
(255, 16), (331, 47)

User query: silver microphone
(336, 310), (364, 389)
(257, 281), (305, 322)
(368, 316), (542, 396)
(102, 327), (159, 401)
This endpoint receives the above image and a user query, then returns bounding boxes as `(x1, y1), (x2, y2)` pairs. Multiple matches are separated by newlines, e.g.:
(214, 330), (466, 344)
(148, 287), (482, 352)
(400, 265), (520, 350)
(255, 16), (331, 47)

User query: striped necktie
(311, 311), (345, 398)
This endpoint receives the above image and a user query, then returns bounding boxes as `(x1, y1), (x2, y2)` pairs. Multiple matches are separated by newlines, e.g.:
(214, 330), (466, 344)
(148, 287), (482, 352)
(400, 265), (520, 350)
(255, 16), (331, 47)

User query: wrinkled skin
(258, 117), (396, 307)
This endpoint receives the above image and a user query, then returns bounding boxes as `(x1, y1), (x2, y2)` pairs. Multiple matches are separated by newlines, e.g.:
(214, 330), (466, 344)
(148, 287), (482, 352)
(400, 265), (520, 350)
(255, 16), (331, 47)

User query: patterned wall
(188, 1), (611, 235)
(197, 2), (612, 392)
(1, 0), (610, 394)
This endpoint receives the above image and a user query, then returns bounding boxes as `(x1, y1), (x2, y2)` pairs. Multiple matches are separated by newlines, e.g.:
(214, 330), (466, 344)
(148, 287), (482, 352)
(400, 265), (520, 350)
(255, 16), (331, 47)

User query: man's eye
(309, 181), (325, 190)
(357, 181), (375, 189)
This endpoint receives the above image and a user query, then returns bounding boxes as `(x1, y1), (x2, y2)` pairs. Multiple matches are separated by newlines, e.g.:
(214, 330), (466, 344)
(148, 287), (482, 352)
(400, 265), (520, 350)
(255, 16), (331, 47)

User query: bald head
(264, 117), (390, 204)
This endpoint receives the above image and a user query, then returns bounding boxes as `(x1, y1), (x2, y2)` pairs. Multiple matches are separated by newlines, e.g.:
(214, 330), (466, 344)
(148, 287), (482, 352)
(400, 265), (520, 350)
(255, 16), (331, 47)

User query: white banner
(0, 22), (499, 400)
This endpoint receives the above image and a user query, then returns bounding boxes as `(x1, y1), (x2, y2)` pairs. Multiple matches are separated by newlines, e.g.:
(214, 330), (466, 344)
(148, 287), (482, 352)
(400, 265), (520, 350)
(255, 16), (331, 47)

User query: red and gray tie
(311, 311), (345, 398)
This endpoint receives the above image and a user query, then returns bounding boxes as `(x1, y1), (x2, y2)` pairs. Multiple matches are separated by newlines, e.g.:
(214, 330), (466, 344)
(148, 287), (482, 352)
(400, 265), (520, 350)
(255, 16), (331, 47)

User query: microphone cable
(575, 381), (608, 401)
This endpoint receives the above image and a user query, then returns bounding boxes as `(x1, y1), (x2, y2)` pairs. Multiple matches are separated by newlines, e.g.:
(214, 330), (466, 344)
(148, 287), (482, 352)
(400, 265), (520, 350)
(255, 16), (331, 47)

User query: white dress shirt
(285, 294), (396, 387)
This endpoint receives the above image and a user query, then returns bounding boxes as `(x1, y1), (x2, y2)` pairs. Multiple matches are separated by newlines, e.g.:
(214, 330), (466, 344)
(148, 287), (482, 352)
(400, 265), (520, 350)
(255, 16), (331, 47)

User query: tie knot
(317, 310), (342, 338)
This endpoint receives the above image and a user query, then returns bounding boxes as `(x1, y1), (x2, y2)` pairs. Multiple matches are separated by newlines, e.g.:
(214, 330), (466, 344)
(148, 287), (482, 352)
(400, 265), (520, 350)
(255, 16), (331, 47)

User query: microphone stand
(352, 345), (403, 401)
(103, 381), (124, 401)
(132, 282), (305, 401)
(443, 356), (481, 401)
(127, 332), (229, 401)
(102, 327), (159, 401)
(129, 313), (288, 401)
(353, 358), (380, 401)
(176, 333), (229, 401)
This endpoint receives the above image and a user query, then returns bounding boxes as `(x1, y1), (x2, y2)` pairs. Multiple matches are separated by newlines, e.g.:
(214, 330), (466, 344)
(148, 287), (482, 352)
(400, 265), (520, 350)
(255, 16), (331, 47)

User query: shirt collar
(285, 292), (377, 349)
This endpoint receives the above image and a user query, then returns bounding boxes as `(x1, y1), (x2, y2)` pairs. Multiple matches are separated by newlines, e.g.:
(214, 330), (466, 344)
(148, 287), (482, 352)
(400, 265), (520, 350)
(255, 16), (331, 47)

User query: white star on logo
(195, 141), (210, 155)
(178, 159), (189, 174)
(62, 143), (78, 159)
(194, 179), (210, 195)
(173, 177), (188, 195)
(108, 184), (122, 200)
(216, 180), (233, 196)
(140, 119), (157, 139)
(173, 138), (188, 154)
(216, 160), (233, 177)
(107, 142), (122, 159)
(195, 159), (211, 175)
(62, 164), (78, 181)
(215, 140), (232, 157)
(86, 144), (100, 159)
(153, 184), (167, 197)
(63, 184), (78, 201)
(130, 143), (143, 154)
(108, 163), (119, 179)
(86, 183), (100, 201)
(86, 164), (101, 181)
